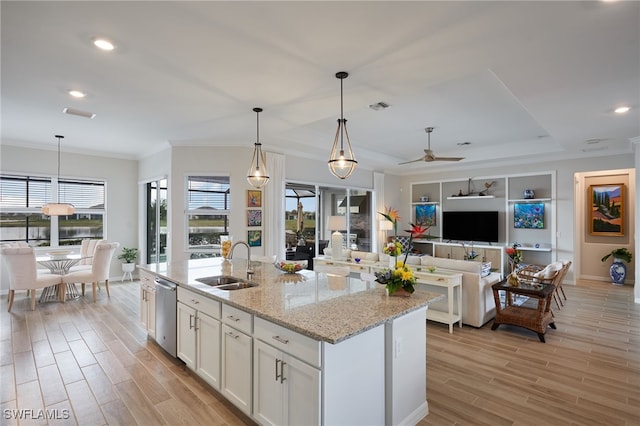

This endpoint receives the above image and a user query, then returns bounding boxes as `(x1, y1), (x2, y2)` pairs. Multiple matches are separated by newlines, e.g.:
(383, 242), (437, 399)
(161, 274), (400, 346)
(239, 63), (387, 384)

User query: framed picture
(514, 203), (544, 229)
(248, 230), (262, 247)
(247, 209), (262, 227)
(247, 190), (262, 208)
(589, 184), (624, 236)
(415, 204), (436, 227)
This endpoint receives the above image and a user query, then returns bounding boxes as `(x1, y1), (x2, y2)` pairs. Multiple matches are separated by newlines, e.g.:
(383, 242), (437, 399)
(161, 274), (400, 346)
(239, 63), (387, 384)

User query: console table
(491, 278), (556, 342)
(315, 257), (463, 333)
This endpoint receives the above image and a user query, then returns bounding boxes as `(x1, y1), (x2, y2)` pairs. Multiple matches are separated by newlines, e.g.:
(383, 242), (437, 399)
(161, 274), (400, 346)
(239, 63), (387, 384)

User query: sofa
(415, 255), (502, 328)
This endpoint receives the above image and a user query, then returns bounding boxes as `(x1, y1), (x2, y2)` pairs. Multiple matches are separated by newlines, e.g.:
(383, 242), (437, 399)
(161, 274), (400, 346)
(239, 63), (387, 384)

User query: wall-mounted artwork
(514, 203), (544, 229)
(589, 184), (623, 236)
(247, 190), (262, 208)
(247, 209), (262, 227)
(248, 230), (262, 247)
(415, 204), (436, 227)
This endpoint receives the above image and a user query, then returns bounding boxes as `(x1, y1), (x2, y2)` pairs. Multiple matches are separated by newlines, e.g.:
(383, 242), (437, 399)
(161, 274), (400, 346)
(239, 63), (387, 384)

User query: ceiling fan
(399, 127), (465, 164)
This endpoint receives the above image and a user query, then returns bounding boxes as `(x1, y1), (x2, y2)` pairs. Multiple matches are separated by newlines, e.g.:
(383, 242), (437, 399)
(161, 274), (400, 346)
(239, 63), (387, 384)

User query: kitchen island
(139, 258), (443, 426)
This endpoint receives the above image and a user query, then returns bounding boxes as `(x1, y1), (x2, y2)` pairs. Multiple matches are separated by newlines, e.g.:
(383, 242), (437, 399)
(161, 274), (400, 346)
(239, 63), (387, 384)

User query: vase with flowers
(505, 243), (523, 272)
(375, 222), (430, 296)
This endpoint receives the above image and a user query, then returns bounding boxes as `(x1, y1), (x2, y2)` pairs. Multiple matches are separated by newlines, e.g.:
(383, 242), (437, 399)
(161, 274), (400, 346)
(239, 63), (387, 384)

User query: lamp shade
(380, 220), (393, 231)
(328, 215), (346, 231)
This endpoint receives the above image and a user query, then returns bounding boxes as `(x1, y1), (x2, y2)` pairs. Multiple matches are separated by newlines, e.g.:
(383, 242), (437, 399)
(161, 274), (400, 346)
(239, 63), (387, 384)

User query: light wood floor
(0, 279), (638, 425)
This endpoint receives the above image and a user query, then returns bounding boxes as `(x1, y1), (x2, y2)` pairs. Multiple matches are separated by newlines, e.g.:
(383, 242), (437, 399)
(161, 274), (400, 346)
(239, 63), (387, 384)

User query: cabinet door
(196, 311), (220, 390)
(482, 248), (502, 271)
(177, 302), (196, 369)
(434, 244), (451, 258)
(253, 340), (283, 426)
(221, 324), (252, 415)
(140, 284), (148, 330)
(147, 285), (156, 338)
(284, 353), (320, 426)
(449, 246), (466, 260)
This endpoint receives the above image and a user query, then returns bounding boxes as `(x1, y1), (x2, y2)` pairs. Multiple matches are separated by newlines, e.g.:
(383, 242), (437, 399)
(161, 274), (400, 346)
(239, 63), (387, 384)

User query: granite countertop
(139, 258), (444, 344)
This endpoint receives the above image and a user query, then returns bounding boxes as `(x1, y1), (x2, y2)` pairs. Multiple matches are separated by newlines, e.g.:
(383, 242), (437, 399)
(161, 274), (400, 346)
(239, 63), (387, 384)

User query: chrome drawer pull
(275, 358), (281, 381)
(191, 299), (199, 304)
(272, 335), (289, 345)
(280, 361), (287, 383)
(189, 314), (194, 330)
(227, 315), (240, 322)
(226, 331), (239, 339)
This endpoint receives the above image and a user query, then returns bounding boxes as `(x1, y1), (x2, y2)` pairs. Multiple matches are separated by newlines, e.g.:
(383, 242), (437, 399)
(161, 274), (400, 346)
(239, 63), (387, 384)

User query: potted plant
(118, 247), (138, 279)
(601, 248), (632, 285)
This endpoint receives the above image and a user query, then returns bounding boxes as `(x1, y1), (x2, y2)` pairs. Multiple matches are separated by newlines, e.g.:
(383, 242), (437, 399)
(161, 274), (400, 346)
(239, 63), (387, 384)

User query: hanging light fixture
(328, 71), (358, 179)
(247, 107), (270, 188)
(42, 135), (75, 216)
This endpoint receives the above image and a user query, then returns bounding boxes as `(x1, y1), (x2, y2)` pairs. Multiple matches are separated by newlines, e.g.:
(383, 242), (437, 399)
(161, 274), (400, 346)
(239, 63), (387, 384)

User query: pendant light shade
(328, 71), (358, 179)
(247, 107), (270, 188)
(42, 135), (75, 216)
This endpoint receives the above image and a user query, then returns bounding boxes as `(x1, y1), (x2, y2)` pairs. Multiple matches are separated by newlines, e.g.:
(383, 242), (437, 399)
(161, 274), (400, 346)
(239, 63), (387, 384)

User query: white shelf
(446, 195), (495, 200)
(411, 201), (439, 205)
(516, 245), (552, 252)
(508, 198), (551, 203)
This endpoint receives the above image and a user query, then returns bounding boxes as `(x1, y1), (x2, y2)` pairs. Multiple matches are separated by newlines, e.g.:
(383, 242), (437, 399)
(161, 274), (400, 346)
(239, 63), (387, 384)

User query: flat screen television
(442, 211), (499, 243)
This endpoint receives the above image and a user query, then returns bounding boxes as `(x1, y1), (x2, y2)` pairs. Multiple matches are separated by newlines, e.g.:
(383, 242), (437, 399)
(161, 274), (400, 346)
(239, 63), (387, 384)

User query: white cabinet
(177, 287), (221, 389)
(221, 305), (252, 416)
(253, 340), (321, 426)
(139, 270), (156, 338)
(253, 317), (321, 426)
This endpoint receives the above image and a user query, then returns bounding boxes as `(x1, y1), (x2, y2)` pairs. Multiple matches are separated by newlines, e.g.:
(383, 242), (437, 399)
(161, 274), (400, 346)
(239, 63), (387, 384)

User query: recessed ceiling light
(93, 38), (115, 51)
(614, 106), (630, 114)
(68, 90), (86, 98)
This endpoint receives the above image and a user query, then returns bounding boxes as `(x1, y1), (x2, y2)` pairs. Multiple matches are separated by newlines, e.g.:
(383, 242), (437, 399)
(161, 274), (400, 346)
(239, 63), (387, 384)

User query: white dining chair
(1, 247), (63, 312)
(62, 242), (119, 302)
(69, 239), (106, 272)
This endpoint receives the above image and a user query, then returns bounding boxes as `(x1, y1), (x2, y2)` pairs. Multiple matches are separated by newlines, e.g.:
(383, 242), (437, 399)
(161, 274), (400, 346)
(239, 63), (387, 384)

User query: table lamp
(328, 216), (347, 260)
(380, 219), (393, 249)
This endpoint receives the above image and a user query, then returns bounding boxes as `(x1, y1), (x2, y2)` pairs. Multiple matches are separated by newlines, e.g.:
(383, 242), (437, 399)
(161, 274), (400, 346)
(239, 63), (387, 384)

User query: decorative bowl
(274, 260), (307, 274)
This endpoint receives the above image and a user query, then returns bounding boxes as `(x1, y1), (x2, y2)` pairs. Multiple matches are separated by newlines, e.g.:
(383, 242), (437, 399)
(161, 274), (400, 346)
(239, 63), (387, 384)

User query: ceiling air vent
(369, 101), (390, 111)
(62, 107), (96, 119)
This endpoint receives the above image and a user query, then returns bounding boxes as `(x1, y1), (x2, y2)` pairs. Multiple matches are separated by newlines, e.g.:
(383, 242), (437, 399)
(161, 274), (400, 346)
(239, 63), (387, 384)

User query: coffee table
(491, 277), (556, 342)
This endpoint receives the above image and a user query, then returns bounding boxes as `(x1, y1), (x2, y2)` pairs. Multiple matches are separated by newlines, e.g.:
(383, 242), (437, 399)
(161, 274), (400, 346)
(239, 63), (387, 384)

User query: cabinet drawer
(254, 317), (321, 368)
(139, 270), (155, 287)
(178, 287), (221, 319)
(222, 304), (252, 334)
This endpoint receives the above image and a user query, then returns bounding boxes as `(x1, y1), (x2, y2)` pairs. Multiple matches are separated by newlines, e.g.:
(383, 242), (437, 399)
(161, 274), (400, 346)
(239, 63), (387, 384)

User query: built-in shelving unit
(409, 172), (556, 276)
(446, 195), (495, 200)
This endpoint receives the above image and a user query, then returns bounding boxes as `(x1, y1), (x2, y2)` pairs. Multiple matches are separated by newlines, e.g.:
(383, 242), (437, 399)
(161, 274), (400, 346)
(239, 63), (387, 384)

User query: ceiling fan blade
(433, 156), (465, 162)
(398, 157), (427, 165)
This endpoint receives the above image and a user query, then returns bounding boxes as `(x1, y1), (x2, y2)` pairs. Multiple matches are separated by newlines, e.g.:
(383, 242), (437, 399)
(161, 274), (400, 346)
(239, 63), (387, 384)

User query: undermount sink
(215, 282), (259, 291)
(195, 275), (258, 290)
(196, 275), (241, 286)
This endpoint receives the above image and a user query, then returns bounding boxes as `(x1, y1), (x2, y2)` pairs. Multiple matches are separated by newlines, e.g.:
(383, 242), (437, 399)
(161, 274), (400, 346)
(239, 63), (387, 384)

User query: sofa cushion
(419, 255), (483, 274)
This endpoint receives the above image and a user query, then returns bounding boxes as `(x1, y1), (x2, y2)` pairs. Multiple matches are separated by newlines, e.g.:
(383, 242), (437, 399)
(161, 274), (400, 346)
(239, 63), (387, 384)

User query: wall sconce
(247, 107), (270, 188)
(328, 215), (347, 260)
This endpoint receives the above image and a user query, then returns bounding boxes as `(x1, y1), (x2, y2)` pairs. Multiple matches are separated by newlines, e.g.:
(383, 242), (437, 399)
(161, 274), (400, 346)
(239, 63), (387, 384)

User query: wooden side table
(491, 278), (556, 342)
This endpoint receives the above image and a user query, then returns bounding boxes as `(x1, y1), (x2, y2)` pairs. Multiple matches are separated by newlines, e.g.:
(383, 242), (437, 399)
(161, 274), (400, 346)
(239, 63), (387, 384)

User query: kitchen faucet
(229, 241), (254, 276)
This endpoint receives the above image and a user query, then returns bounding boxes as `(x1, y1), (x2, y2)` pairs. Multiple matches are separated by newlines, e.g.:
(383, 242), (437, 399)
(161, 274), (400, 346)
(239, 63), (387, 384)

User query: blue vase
(609, 259), (626, 285)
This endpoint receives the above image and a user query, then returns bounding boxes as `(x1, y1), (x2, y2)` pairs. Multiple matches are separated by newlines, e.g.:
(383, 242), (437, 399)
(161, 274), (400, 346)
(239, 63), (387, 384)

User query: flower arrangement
(383, 241), (402, 257)
(379, 206), (400, 237)
(505, 243), (523, 269)
(375, 222), (429, 296)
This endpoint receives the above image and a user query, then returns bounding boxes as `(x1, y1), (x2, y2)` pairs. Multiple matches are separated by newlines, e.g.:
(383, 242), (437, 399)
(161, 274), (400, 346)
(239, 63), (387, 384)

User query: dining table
(36, 253), (91, 302)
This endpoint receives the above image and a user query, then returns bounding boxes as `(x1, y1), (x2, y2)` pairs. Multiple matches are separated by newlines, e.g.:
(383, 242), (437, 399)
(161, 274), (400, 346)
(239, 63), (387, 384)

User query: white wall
(0, 145), (138, 292)
(397, 154), (635, 286)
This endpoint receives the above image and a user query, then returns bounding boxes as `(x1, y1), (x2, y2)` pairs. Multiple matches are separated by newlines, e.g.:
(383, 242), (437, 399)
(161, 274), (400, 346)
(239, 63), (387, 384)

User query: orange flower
(379, 206), (400, 224)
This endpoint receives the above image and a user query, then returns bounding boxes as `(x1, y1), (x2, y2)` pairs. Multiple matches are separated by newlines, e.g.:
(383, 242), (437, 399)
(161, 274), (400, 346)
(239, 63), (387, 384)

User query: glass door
(146, 178), (167, 264)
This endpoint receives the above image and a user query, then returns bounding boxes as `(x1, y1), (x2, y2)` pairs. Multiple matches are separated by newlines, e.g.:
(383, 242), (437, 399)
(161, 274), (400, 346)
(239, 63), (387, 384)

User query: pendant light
(247, 107), (270, 188)
(328, 71), (358, 179)
(42, 135), (75, 216)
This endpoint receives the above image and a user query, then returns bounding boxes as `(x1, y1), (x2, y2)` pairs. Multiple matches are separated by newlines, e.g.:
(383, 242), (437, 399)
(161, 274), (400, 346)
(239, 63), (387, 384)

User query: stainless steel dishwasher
(154, 277), (177, 357)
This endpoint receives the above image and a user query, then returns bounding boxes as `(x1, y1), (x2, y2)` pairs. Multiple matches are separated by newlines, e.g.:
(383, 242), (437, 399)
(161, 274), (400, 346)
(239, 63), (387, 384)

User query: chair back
(91, 242), (120, 280)
(0, 247), (39, 290)
(79, 239), (106, 265)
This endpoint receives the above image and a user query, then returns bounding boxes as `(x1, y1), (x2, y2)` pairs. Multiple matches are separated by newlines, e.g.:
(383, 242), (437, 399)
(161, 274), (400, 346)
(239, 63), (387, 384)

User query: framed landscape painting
(589, 184), (623, 236)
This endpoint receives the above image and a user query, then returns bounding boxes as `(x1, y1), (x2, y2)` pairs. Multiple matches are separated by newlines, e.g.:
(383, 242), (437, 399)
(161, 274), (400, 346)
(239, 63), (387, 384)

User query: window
(0, 174), (105, 247)
(186, 176), (230, 258)
(146, 179), (167, 264)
